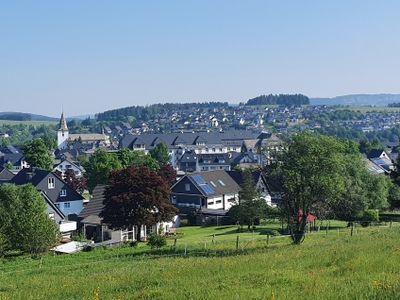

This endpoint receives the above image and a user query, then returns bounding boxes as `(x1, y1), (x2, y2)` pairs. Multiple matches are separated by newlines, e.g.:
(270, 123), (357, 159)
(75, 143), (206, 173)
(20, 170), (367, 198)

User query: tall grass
(0, 224), (399, 299)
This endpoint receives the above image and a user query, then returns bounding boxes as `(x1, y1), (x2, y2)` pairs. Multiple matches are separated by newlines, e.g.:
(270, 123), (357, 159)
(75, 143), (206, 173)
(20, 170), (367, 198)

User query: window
(208, 200), (214, 205)
(48, 213), (55, 220)
(185, 183), (191, 191)
(55, 203), (60, 208)
(171, 195), (177, 204)
(218, 180), (226, 186)
(60, 189), (67, 197)
(66, 164), (72, 169)
(210, 181), (217, 187)
(215, 200), (222, 204)
(63, 202), (70, 209)
(48, 177), (55, 189)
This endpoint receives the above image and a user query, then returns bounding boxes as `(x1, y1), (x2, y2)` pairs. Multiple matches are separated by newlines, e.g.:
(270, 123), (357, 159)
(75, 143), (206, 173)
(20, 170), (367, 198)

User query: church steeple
(58, 112), (68, 131)
(57, 112), (69, 149)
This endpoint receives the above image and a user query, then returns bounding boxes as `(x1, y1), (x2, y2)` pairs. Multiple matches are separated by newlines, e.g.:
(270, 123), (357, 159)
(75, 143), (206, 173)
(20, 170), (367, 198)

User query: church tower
(57, 112), (69, 149)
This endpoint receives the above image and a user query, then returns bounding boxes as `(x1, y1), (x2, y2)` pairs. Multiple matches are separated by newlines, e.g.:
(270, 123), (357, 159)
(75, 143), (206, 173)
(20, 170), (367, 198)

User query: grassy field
(337, 106), (400, 113)
(1, 222), (399, 299)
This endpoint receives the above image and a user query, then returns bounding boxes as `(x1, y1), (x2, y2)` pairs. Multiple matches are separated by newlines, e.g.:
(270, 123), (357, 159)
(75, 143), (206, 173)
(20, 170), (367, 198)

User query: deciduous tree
(277, 133), (346, 244)
(149, 143), (170, 167)
(101, 166), (178, 241)
(23, 139), (53, 171)
(0, 184), (58, 255)
(64, 169), (87, 194)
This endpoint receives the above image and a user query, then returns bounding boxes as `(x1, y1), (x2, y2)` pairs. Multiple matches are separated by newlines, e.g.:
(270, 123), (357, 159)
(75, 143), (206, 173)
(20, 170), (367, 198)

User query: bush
(263, 229), (280, 236)
(359, 209), (379, 227)
(71, 232), (87, 242)
(147, 234), (167, 249)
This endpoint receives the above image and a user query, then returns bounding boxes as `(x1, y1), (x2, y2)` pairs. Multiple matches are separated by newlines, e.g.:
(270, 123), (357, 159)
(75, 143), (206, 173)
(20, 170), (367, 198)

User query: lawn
(0, 222), (399, 299)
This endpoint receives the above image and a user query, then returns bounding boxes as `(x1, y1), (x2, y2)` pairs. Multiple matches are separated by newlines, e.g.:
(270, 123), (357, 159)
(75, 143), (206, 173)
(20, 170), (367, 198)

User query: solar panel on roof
(200, 184), (215, 195)
(191, 175), (206, 185)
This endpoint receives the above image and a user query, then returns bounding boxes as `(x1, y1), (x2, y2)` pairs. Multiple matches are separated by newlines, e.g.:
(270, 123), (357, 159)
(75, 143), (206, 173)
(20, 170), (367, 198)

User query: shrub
(359, 209), (379, 227)
(147, 234), (167, 249)
(263, 229), (280, 236)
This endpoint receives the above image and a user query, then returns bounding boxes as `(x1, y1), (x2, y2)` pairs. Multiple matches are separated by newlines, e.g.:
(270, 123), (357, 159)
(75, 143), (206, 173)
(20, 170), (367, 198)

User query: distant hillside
(246, 94), (309, 106)
(0, 112), (58, 122)
(310, 94), (400, 106)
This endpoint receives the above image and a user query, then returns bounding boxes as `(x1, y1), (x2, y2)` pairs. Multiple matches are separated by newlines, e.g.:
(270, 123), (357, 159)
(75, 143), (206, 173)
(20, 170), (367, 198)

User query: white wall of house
(54, 161), (83, 177)
(207, 196), (224, 209)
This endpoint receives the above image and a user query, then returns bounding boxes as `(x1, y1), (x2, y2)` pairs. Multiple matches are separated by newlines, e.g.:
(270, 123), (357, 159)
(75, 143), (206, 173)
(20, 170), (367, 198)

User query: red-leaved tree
(100, 165), (178, 241)
(158, 164), (177, 187)
(64, 169), (87, 195)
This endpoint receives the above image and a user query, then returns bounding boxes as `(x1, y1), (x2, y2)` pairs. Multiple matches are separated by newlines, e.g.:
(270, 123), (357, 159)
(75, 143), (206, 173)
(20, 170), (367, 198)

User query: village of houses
(0, 111), (395, 254)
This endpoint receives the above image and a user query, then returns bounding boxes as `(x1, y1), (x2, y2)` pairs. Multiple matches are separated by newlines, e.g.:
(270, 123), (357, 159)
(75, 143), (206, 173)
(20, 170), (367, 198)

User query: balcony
(59, 221), (77, 233)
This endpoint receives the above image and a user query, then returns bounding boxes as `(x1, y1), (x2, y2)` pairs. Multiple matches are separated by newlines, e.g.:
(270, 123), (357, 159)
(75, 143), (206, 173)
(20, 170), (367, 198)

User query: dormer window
(185, 183), (191, 191)
(48, 177), (55, 189)
(60, 189), (67, 197)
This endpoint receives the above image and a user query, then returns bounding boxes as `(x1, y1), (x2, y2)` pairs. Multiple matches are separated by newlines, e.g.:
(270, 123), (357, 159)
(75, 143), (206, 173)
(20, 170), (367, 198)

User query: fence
(0, 222), (397, 276)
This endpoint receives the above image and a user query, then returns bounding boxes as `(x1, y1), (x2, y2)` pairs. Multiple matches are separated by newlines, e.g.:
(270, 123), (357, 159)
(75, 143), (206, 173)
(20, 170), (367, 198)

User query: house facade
(170, 170), (240, 215)
(120, 130), (263, 168)
(54, 159), (85, 177)
(11, 168), (84, 217)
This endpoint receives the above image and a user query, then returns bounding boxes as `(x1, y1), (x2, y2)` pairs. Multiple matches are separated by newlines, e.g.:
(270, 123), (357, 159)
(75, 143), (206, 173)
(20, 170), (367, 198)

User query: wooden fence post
(236, 235), (239, 250)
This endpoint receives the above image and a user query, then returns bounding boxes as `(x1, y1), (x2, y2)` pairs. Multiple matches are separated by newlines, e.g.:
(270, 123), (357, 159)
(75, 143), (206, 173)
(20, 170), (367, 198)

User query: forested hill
(95, 102), (229, 121)
(0, 112), (57, 122)
(310, 94), (400, 106)
(245, 94), (310, 106)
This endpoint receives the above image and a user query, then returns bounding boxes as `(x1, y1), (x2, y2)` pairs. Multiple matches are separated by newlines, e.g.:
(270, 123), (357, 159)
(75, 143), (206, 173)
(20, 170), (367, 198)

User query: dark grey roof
(227, 170), (262, 186)
(79, 185), (106, 219)
(367, 149), (386, 159)
(231, 152), (258, 164)
(188, 170), (240, 196)
(179, 150), (198, 163)
(0, 145), (21, 154)
(120, 130), (260, 150)
(11, 168), (84, 203)
(0, 153), (25, 166)
(198, 153), (233, 165)
(0, 166), (15, 182)
(41, 191), (65, 220)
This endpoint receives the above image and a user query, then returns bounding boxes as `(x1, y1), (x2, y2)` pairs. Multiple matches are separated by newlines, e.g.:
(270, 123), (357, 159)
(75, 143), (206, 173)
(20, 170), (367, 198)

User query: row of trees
(246, 94), (310, 106)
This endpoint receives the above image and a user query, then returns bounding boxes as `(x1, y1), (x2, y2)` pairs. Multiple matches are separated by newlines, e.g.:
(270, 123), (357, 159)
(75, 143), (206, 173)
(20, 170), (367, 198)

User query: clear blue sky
(1, 1), (399, 116)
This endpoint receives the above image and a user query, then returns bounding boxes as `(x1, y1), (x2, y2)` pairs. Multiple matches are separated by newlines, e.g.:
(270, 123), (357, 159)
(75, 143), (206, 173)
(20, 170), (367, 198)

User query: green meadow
(1, 222), (399, 299)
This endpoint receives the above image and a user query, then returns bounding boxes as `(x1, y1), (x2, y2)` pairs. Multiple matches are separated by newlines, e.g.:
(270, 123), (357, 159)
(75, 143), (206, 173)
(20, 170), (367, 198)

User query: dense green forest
(246, 94), (310, 106)
(96, 102), (229, 122)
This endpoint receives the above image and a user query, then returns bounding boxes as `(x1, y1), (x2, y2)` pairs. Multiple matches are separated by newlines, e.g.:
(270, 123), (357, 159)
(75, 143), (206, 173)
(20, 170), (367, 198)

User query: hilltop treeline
(246, 94), (309, 106)
(388, 103), (400, 107)
(96, 102), (229, 122)
(0, 113), (32, 121)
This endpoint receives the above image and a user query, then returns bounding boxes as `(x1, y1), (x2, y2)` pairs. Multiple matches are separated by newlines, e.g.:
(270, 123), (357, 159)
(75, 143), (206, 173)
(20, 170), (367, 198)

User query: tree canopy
(275, 133), (390, 244)
(23, 139), (53, 171)
(101, 165), (178, 241)
(228, 170), (267, 230)
(246, 94), (309, 106)
(149, 143), (170, 167)
(0, 184), (58, 256)
(84, 149), (160, 193)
